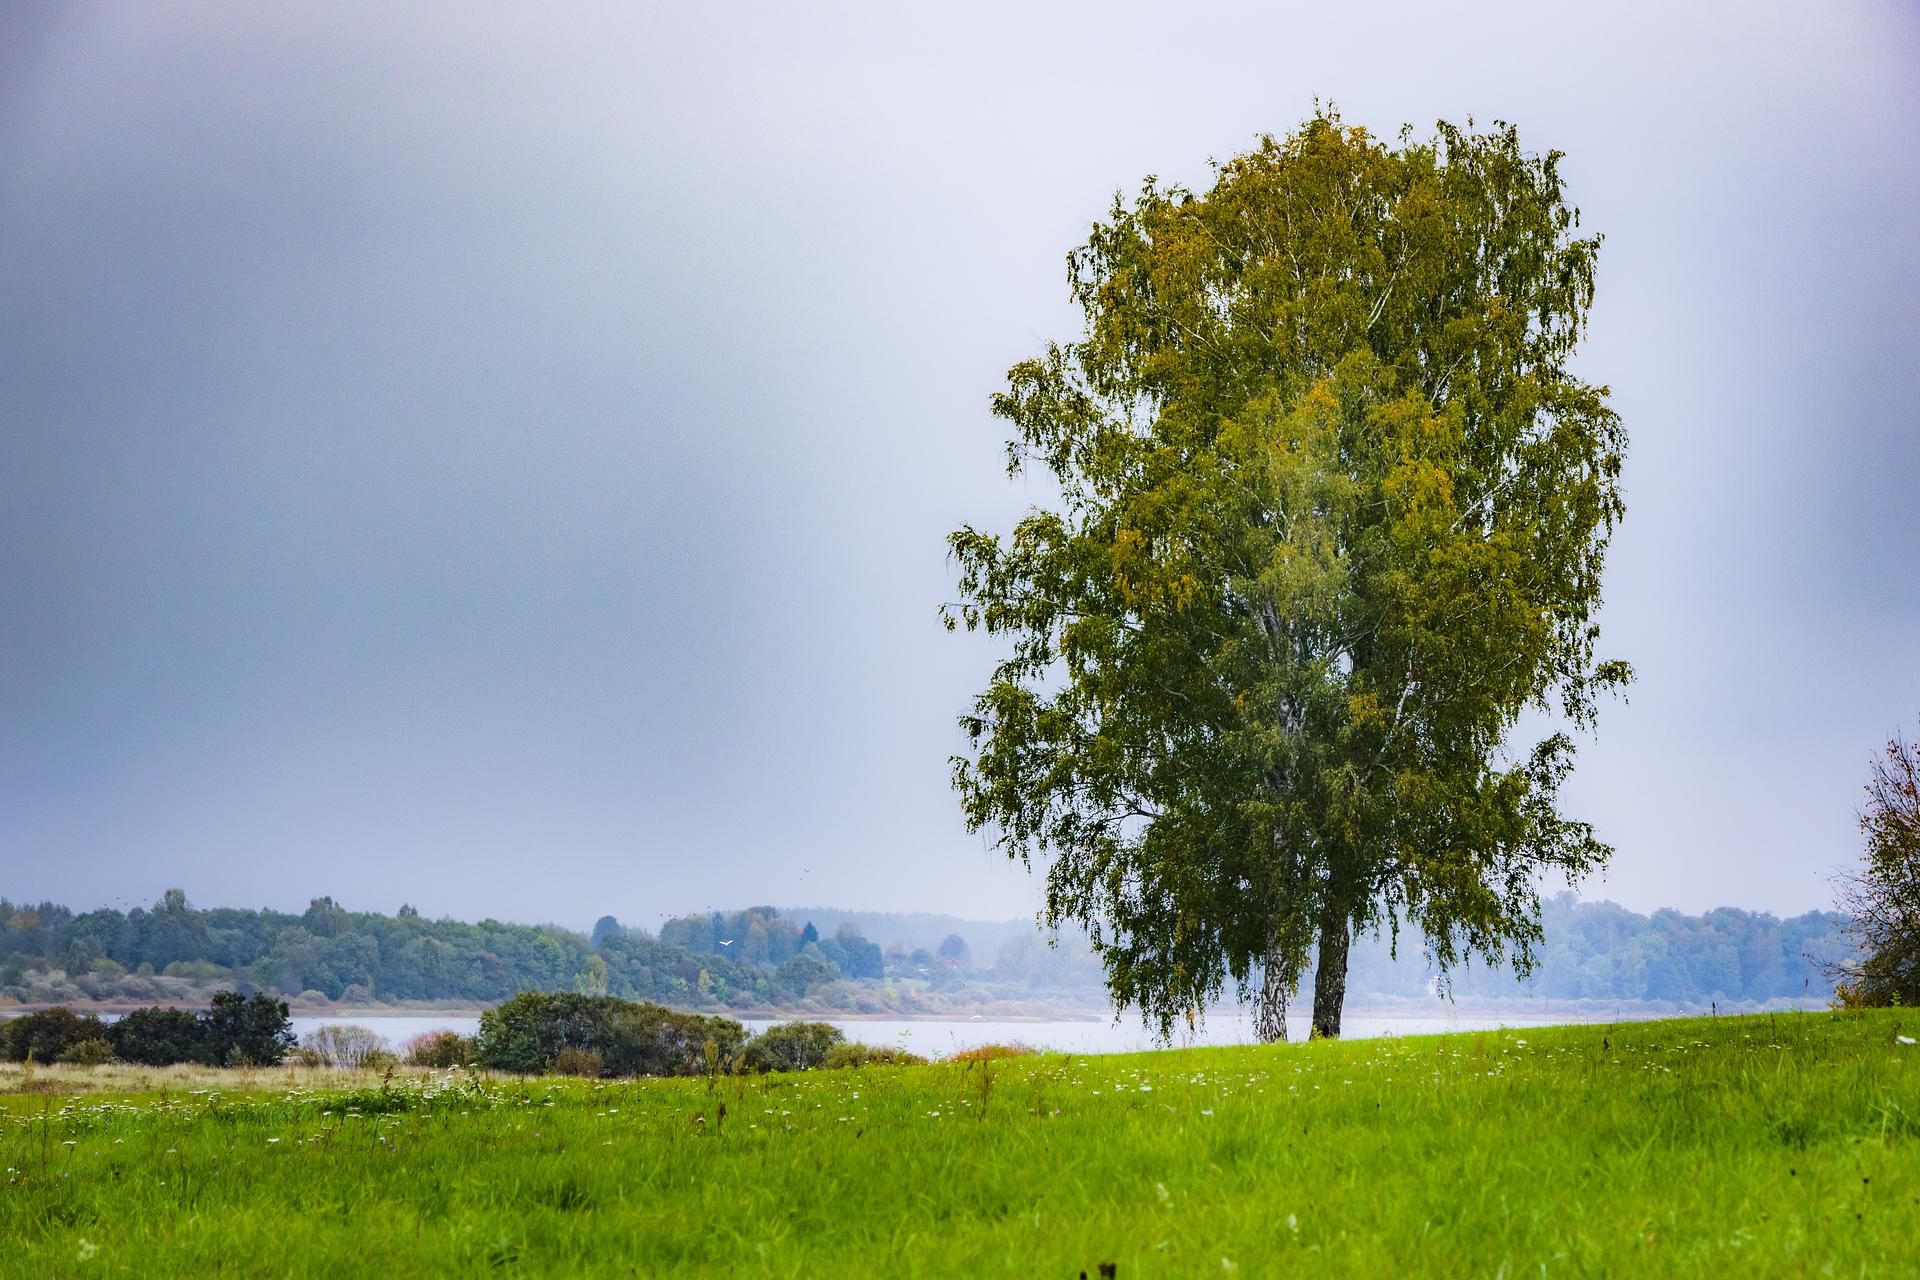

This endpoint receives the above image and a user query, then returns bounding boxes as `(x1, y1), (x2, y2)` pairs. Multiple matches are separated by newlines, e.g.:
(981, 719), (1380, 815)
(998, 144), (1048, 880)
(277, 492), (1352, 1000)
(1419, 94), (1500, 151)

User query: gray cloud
(2, 1), (1915, 926)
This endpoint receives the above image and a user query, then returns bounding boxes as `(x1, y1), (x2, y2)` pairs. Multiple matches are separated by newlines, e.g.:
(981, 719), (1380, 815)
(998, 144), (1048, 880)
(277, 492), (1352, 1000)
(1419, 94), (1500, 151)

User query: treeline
(1346, 894), (1850, 1006)
(0, 890), (1852, 1012)
(0, 893), (920, 1010)
(1, 992), (293, 1066)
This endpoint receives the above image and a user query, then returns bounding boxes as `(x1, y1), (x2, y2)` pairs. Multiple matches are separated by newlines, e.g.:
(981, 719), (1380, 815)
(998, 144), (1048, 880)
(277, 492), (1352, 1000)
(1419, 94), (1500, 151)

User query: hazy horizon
(4, 3), (1916, 926)
(0, 887), (1853, 941)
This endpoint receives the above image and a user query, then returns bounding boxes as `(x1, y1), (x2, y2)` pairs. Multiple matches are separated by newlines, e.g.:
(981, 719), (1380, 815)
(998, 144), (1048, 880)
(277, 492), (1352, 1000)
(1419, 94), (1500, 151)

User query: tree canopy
(948, 112), (1629, 1038)
(1834, 722), (1920, 1006)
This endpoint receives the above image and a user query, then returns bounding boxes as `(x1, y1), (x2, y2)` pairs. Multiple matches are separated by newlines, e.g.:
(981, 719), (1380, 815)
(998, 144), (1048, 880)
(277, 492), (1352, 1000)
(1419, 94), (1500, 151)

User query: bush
(109, 1006), (206, 1066)
(742, 1021), (844, 1073)
(299, 1024), (393, 1069)
(59, 1037), (115, 1066)
(404, 1029), (473, 1068)
(823, 1041), (927, 1069)
(473, 992), (746, 1077)
(599, 1004), (746, 1077)
(549, 1046), (603, 1076)
(1, 1007), (109, 1062)
(201, 991), (294, 1066)
(162, 960), (226, 981)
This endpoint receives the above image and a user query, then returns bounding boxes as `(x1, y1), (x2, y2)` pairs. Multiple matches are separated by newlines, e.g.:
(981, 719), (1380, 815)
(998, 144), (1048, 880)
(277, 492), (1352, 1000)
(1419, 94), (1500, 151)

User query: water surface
(291, 1006), (1651, 1057)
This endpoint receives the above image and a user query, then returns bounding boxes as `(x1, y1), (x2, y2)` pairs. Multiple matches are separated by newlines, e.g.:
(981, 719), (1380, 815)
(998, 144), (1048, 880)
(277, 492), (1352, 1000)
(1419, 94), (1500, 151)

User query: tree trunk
(1256, 941), (1289, 1042)
(1310, 900), (1350, 1039)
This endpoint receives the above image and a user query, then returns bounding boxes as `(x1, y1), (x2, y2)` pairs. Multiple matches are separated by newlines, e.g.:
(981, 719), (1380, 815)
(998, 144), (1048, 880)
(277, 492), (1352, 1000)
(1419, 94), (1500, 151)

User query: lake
(291, 1005), (1652, 1057)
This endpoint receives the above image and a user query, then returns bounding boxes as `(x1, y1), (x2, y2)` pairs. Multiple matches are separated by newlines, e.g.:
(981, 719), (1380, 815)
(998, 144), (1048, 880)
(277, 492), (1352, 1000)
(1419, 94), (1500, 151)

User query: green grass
(3, 1010), (1916, 1276)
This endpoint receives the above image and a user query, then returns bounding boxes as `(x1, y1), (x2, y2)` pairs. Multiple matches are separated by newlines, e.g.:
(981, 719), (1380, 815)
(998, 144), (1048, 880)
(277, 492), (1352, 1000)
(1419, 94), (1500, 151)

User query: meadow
(1, 1010), (1914, 1277)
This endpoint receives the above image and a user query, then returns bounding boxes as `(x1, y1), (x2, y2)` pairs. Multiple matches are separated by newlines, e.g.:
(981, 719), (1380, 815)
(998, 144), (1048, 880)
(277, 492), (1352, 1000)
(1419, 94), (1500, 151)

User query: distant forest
(0, 891), (1850, 1014)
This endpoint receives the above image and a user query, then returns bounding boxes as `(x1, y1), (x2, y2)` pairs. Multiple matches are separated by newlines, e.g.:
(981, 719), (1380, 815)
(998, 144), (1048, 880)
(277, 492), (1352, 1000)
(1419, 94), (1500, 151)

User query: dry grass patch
(945, 1042), (1035, 1063)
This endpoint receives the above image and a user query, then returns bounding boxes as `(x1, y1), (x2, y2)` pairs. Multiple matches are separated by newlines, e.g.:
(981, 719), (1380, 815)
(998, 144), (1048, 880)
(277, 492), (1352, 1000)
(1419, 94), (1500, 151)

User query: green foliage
(200, 991), (294, 1066)
(596, 1005), (745, 1078)
(831, 926), (886, 979)
(948, 111), (1628, 1038)
(0, 891), (1854, 1016)
(13, 994), (292, 1068)
(742, 1021), (845, 1073)
(590, 915), (625, 947)
(0, 1007), (109, 1062)
(2, 1013), (1915, 1275)
(161, 959), (224, 981)
(108, 1007), (206, 1066)
(55, 1037), (114, 1066)
(773, 949), (839, 997)
(1834, 723), (1920, 1006)
(404, 1030), (474, 1068)
(822, 1042), (928, 1069)
(0, 892), (894, 1008)
(473, 992), (611, 1075)
(548, 1046), (604, 1077)
(473, 992), (747, 1078)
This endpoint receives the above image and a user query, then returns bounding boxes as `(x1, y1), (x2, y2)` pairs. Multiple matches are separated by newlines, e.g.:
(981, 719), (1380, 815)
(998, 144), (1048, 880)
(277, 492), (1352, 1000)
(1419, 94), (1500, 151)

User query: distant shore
(2, 993), (1835, 1023)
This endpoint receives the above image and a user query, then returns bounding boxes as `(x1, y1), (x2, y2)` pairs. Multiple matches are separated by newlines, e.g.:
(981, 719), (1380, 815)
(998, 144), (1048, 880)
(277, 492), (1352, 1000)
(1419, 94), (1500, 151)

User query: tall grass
(1, 1010), (1914, 1276)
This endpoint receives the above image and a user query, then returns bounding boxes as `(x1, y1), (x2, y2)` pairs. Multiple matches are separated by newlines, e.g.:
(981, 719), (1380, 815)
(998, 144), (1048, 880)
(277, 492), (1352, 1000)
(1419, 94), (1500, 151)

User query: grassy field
(2, 1010), (1915, 1277)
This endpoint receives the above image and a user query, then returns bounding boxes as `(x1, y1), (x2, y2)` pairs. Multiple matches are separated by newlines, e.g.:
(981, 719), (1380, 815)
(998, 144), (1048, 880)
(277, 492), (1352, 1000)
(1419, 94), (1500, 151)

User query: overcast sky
(2, 2), (1915, 930)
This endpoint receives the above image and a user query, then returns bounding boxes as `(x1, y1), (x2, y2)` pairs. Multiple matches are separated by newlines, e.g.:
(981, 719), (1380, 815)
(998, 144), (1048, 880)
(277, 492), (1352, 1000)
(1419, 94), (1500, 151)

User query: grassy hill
(2, 1010), (1914, 1275)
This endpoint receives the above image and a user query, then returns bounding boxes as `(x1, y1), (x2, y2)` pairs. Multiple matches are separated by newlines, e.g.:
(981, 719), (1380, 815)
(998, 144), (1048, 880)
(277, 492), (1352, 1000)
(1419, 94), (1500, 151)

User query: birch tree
(947, 113), (1629, 1039)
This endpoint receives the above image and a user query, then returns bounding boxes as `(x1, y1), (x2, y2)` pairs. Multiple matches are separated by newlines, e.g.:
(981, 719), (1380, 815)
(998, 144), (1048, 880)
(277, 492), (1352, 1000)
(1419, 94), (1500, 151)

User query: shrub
(162, 960), (226, 981)
(109, 1006), (206, 1065)
(299, 1024), (393, 1069)
(58, 1037), (115, 1066)
(404, 1029), (474, 1068)
(549, 1046), (603, 1076)
(473, 992), (746, 1077)
(598, 1005), (746, 1077)
(742, 1021), (844, 1073)
(823, 1041), (926, 1069)
(201, 991), (294, 1066)
(1, 1007), (109, 1062)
